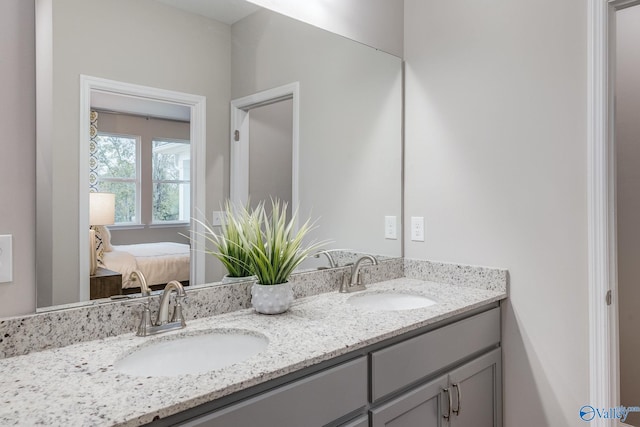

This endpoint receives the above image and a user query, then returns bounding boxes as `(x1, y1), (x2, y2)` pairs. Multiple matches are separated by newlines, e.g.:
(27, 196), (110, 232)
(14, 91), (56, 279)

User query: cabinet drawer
(181, 357), (367, 427)
(371, 307), (500, 401)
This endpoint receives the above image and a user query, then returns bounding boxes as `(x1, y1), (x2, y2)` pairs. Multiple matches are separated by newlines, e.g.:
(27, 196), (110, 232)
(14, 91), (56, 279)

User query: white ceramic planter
(251, 282), (294, 314)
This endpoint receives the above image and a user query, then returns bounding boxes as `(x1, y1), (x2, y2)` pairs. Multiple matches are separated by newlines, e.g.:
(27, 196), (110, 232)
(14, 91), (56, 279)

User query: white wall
(404, 0), (588, 426)
(245, 0), (403, 57)
(232, 9), (403, 256)
(44, 0), (230, 305)
(616, 5), (640, 425)
(0, 0), (37, 317)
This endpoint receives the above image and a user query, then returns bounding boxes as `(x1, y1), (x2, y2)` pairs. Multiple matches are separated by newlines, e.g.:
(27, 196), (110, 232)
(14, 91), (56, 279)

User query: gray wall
(248, 100), (293, 214)
(0, 0), (37, 317)
(616, 5), (640, 425)
(404, 0), (588, 425)
(232, 9), (403, 256)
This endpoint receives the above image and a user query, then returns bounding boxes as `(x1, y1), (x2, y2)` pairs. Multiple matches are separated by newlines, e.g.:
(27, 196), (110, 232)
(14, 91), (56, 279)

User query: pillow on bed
(95, 225), (113, 252)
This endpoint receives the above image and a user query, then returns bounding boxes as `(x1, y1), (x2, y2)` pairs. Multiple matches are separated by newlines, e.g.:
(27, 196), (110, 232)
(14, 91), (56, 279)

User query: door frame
(229, 82), (300, 211)
(79, 75), (206, 300)
(588, 0), (640, 424)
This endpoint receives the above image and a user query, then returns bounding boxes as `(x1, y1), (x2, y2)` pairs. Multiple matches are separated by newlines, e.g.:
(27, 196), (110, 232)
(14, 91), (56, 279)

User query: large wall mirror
(35, 0), (403, 311)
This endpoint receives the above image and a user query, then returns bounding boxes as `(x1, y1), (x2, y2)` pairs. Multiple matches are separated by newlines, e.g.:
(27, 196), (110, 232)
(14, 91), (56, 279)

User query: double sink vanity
(0, 259), (507, 426)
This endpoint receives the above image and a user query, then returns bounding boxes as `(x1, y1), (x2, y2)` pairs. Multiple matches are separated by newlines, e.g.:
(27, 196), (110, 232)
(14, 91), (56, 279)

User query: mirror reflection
(35, 0), (402, 311)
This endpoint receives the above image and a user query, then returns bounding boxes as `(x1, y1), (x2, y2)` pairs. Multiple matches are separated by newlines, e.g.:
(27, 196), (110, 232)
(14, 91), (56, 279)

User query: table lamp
(89, 192), (115, 276)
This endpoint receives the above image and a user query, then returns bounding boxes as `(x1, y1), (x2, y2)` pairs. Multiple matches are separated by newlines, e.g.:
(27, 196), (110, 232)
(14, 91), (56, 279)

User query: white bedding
(103, 242), (190, 288)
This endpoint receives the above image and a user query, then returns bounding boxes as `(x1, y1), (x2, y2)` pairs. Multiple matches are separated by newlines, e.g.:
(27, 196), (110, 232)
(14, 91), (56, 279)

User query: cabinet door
(370, 375), (449, 427)
(448, 348), (502, 427)
(180, 357), (367, 427)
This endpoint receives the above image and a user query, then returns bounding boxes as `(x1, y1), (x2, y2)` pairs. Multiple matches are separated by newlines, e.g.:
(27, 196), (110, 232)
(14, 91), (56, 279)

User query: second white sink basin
(347, 292), (437, 311)
(114, 329), (268, 377)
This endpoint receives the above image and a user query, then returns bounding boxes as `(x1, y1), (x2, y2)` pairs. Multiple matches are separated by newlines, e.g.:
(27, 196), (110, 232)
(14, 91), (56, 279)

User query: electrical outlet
(212, 211), (227, 226)
(385, 216), (397, 239)
(0, 235), (13, 283)
(411, 217), (424, 242)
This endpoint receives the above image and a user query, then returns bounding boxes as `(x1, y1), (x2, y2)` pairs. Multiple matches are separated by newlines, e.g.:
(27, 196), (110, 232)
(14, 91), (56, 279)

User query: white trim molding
(588, 0), (640, 424)
(230, 82), (300, 213)
(79, 75), (206, 297)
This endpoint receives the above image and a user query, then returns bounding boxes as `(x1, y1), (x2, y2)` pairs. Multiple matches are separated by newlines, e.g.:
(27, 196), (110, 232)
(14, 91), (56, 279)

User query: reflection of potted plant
(239, 199), (324, 314)
(198, 201), (255, 283)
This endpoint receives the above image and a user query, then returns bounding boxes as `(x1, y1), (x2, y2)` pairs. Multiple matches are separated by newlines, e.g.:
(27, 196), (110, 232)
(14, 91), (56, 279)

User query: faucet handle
(339, 271), (351, 293)
(136, 304), (153, 337)
(170, 295), (187, 326)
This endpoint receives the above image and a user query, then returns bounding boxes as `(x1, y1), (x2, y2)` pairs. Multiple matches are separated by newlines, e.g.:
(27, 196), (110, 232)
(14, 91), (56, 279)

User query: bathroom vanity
(0, 262), (507, 427)
(166, 305), (501, 427)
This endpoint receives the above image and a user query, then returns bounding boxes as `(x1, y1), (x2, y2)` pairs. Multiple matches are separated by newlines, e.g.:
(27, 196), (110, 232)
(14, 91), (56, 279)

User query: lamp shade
(89, 192), (115, 225)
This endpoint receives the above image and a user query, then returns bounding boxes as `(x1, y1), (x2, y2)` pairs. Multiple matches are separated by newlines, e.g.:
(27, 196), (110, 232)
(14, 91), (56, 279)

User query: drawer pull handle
(453, 383), (462, 415)
(443, 388), (452, 420)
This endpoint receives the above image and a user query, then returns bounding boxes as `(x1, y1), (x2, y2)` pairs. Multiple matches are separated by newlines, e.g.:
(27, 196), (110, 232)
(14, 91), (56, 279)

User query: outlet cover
(385, 216), (397, 240)
(410, 217), (424, 242)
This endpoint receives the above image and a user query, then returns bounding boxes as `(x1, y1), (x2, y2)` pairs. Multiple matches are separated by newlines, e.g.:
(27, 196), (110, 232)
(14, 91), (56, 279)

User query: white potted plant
(238, 199), (324, 314)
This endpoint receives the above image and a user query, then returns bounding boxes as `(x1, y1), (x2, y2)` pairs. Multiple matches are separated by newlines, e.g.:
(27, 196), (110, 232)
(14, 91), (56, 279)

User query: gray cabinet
(371, 307), (500, 402)
(181, 357), (367, 427)
(371, 375), (448, 427)
(371, 348), (501, 427)
(167, 305), (501, 427)
(447, 348), (502, 427)
(339, 415), (369, 427)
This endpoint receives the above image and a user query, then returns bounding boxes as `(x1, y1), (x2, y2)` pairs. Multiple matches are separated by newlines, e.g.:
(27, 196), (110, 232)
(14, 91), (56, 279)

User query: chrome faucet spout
(314, 250), (337, 268)
(130, 270), (152, 296)
(157, 280), (186, 325)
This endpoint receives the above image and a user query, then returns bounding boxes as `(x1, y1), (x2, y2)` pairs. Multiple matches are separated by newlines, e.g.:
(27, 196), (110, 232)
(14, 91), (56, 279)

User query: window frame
(95, 131), (142, 228)
(150, 137), (191, 226)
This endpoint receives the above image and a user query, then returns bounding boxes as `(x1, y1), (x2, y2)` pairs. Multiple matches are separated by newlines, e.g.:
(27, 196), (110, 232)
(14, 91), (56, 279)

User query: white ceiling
(154, 0), (261, 25)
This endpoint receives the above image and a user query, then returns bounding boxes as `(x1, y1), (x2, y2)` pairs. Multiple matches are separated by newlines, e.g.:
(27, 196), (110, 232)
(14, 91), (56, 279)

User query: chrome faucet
(156, 281), (186, 326)
(339, 255), (378, 293)
(130, 270), (151, 296)
(314, 250), (337, 269)
(130, 274), (187, 337)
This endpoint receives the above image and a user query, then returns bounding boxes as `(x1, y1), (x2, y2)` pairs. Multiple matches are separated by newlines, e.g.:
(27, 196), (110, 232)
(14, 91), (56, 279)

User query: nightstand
(90, 267), (123, 300)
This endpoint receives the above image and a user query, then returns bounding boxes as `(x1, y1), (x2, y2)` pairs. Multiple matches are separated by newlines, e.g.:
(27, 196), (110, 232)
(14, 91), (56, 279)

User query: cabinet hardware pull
(443, 388), (452, 420)
(452, 383), (462, 415)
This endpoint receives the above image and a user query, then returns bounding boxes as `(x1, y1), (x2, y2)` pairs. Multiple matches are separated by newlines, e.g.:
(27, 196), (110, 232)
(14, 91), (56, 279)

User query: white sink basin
(114, 330), (268, 377)
(347, 292), (437, 311)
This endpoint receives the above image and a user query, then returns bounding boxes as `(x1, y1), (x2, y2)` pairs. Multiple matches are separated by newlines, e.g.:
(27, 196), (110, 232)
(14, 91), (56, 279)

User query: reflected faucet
(314, 250), (337, 269)
(339, 255), (378, 293)
(130, 270), (151, 296)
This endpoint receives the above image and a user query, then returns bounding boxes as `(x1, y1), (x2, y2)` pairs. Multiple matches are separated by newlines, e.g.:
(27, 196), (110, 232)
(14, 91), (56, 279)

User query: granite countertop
(0, 278), (506, 426)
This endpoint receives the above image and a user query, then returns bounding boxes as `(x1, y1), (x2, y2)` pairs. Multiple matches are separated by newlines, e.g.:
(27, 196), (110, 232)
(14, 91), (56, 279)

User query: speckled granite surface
(0, 258), (403, 359)
(0, 277), (506, 426)
(404, 259), (508, 292)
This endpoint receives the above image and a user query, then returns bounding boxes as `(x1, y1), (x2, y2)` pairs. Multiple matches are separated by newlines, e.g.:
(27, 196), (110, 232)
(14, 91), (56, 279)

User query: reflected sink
(114, 330), (268, 377)
(347, 292), (437, 311)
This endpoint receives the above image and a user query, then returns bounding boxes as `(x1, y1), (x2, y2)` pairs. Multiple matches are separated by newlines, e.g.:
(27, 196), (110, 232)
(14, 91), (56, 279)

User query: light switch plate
(410, 217), (424, 242)
(212, 211), (227, 227)
(384, 216), (397, 239)
(0, 234), (13, 283)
